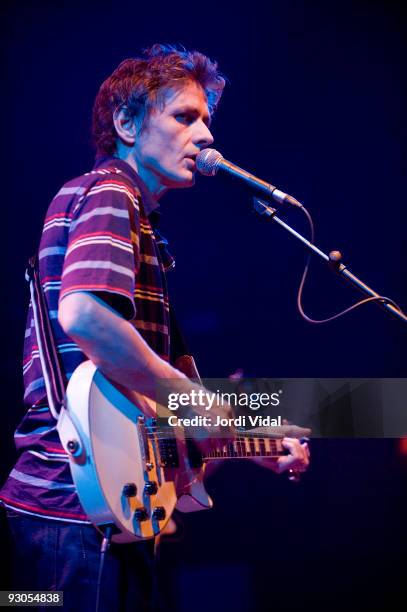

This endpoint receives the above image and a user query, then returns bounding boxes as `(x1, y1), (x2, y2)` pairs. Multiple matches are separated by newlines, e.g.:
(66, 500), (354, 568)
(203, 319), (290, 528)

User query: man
(1, 44), (309, 610)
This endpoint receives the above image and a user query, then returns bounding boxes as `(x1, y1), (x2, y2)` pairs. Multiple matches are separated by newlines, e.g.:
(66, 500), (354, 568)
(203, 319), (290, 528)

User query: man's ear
(113, 106), (138, 146)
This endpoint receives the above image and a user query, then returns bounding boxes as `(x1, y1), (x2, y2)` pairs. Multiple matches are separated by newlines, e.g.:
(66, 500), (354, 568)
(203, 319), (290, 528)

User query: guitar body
(58, 362), (304, 544)
(57, 361), (212, 543)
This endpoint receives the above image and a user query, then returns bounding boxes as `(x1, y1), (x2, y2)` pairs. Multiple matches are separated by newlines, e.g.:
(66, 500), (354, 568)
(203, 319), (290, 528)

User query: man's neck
(114, 149), (167, 202)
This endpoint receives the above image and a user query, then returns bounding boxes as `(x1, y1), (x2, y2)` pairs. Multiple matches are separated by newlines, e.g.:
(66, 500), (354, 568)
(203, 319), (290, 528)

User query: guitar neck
(203, 432), (284, 461)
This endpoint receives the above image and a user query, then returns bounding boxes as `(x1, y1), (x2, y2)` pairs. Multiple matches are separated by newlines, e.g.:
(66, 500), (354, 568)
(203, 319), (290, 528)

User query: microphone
(196, 148), (302, 208)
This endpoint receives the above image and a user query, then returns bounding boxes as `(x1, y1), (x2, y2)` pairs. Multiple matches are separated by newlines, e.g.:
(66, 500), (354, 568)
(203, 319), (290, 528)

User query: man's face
(133, 81), (214, 195)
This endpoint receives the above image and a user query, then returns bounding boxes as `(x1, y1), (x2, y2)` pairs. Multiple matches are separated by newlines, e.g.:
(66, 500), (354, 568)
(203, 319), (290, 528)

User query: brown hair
(92, 43), (225, 156)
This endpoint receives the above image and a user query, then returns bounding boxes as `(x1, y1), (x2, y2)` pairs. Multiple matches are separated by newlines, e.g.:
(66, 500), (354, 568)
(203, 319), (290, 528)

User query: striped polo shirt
(0, 157), (175, 523)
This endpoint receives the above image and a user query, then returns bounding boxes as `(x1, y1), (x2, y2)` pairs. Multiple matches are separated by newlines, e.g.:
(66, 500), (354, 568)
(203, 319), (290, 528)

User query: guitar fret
(253, 437), (261, 456)
(237, 437), (244, 457)
(244, 438), (251, 456)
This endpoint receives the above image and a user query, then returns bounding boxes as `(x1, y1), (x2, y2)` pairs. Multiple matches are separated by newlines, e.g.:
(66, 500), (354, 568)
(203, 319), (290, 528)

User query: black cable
(95, 526), (113, 612)
(296, 205), (405, 323)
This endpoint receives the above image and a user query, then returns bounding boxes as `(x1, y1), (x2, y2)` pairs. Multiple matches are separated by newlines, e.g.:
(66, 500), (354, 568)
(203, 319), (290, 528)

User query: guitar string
(145, 435), (283, 445)
(145, 438), (284, 449)
(144, 436), (283, 457)
(142, 428), (285, 461)
(143, 430), (283, 458)
(144, 428), (287, 439)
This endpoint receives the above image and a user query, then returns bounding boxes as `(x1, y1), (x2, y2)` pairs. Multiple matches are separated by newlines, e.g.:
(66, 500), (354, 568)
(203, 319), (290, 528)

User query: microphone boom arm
(253, 198), (407, 324)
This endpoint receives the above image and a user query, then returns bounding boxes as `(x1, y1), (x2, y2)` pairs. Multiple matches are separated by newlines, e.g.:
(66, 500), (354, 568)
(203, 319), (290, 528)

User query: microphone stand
(253, 198), (407, 324)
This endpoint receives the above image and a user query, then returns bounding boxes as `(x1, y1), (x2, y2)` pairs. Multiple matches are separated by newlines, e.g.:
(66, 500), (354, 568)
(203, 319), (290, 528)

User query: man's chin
(168, 173), (195, 189)
(181, 175), (195, 189)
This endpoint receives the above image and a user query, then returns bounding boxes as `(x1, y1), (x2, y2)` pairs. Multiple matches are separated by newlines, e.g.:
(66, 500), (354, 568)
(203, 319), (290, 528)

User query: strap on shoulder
(26, 255), (66, 419)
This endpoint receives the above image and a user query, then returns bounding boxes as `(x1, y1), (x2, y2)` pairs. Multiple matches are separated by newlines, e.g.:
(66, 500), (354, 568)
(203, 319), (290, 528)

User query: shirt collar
(93, 156), (160, 217)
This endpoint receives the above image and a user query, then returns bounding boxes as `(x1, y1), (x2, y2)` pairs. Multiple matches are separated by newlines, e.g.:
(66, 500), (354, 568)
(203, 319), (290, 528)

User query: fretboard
(203, 433), (284, 460)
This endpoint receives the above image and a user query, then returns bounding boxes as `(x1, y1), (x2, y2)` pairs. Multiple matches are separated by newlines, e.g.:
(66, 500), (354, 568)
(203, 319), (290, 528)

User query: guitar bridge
(137, 416), (151, 465)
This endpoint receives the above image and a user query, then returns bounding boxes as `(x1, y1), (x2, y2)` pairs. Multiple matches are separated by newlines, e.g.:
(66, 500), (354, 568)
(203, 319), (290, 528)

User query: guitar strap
(26, 255), (66, 420)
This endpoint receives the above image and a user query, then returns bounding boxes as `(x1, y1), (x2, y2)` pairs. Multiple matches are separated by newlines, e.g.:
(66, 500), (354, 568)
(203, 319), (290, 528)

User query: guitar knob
(144, 481), (158, 495)
(67, 439), (80, 455)
(122, 482), (137, 497)
(152, 506), (166, 521)
(134, 507), (148, 522)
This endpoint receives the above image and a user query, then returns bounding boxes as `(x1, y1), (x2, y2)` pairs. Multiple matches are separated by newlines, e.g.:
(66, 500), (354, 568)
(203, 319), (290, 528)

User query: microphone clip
(253, 197), (278, 218)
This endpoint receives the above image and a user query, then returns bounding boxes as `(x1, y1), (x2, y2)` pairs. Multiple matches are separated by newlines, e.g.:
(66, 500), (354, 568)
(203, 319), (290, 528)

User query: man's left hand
(253, 437), (310, 475)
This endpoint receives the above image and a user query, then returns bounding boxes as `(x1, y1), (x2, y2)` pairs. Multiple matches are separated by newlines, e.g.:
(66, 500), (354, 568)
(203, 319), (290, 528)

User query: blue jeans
(6, 509), (161, 611)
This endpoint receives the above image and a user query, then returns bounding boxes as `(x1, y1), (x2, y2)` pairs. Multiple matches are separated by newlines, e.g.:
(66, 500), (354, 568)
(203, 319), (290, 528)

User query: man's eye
(176, 113), (193, 124)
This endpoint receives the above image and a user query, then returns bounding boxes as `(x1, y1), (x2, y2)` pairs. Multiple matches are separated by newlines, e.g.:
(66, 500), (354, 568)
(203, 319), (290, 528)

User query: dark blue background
(1, 1), (406, 610)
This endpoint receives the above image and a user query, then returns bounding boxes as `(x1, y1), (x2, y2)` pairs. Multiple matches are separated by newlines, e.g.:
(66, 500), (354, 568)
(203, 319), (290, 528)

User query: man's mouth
(184, 155), (197, 168)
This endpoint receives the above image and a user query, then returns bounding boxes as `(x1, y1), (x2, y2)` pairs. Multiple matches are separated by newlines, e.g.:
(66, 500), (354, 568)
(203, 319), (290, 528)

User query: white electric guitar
(58, 360), (308, 543)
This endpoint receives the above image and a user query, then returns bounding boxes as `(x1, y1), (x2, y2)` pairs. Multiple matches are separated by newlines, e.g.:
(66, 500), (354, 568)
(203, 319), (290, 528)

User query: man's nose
(195, 121), (214, 148)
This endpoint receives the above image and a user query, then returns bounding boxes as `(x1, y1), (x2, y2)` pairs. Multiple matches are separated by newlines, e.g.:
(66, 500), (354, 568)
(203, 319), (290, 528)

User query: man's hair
(92, 43), (225, 156)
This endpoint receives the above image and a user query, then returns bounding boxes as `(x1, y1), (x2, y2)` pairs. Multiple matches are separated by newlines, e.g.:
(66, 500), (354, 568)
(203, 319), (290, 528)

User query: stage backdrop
(2, 1), (406, 609)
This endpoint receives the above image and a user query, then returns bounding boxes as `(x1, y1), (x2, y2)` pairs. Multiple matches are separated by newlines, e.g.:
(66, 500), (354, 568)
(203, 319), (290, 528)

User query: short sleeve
(59, 177), (140, 320)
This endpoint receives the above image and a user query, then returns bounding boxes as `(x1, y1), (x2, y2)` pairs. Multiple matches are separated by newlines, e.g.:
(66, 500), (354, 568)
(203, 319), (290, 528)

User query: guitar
(57, 360), (309, 543)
